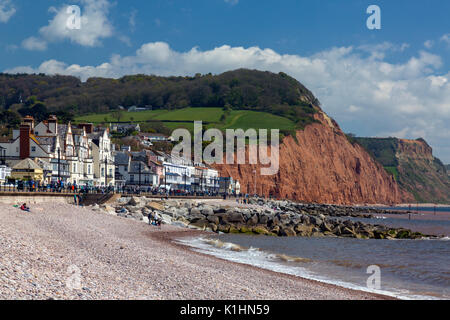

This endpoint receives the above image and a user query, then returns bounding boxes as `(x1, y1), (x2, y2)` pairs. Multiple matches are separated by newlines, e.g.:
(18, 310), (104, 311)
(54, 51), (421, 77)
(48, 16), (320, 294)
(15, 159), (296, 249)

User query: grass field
(74, 107), (296, 133)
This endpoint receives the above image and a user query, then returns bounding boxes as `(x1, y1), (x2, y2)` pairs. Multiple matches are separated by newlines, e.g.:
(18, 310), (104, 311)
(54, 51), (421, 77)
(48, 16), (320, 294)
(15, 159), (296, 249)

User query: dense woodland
(0, 69), (319, 129)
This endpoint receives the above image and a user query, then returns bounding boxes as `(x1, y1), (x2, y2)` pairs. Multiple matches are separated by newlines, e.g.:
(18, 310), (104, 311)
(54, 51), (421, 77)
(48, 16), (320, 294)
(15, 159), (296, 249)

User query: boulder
(200, 206), (214, 216)
(189, 219), (209, 229)
(258, 214), (270, 225)
(146, 202), (164, 211)
(239, 226), (253, 234)
(246, 214), (259, 226)
(206, 215), (220, 225)
(223, 211), (244, 224)
(207, 223), (218, 233)
(309, 216), (323, 226)
(217, 224), (231, 233)
(127, 197), (140, 206)
(280, 227), (296, 237)
(252, 226), (270, 235)
(270, 225), (281, 235)
(229, 225), (241, 234)
(189, 208), (202, 216)
(130, 212), (144, 221)
(294, 224), (313, 237)
(319, 222), (333, 233)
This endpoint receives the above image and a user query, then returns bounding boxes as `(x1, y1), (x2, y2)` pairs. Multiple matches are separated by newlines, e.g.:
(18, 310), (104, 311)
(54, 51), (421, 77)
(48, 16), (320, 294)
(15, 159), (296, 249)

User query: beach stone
(128, 197), (140, 206)
(190, 219), (209, 229)
(239, 226), (253, 234)
(189, 208), (202, 216)
(200, 206), (214, 216)
(246, 214), (259, 226)
(280, 227), (296, 237)
(252, 226), (270, 235)
(270, 225), (281, 235)
(130, 212), (144, 221)
(294, 224), (313, 237)
(206, 215), (220, 225)
(258, 214), (270, 225)
(207, 223), (218, 233)
(223, 212), (244, 224)
(320, 222), (333, 233)
(217, 224), (231, 233)
(146, 202), (164, 211)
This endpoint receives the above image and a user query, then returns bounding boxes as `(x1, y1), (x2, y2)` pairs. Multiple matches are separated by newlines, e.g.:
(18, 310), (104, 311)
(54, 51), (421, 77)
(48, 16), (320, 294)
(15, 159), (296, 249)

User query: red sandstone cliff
(214, 111), (414, 205)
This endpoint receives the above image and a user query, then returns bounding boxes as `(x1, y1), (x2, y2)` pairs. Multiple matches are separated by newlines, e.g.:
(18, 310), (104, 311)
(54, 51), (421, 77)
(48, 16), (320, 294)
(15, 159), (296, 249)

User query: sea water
(177, 209), (450, 300)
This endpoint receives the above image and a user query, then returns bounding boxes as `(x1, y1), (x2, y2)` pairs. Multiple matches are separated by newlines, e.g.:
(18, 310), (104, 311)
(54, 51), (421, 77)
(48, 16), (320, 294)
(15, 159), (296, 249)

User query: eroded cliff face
(214, 112), (413, 205)
(395, 139), (450, 203)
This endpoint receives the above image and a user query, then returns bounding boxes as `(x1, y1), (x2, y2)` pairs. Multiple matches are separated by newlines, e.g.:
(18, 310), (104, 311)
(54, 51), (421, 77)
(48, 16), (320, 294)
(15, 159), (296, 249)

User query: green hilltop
(0, 69), (321, 135)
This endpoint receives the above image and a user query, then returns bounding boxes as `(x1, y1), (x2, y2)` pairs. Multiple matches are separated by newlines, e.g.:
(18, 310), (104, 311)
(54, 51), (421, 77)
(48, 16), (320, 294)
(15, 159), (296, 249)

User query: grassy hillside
(0, 69), (320, 133)
(355, 137), (450, 203)
(75, 107), (297, 135)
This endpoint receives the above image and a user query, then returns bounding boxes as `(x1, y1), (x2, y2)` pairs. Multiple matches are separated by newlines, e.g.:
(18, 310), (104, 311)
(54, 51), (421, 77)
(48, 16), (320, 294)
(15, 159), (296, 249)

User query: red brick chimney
(20, 124), (31, 159)
(23, 115), (35, 130)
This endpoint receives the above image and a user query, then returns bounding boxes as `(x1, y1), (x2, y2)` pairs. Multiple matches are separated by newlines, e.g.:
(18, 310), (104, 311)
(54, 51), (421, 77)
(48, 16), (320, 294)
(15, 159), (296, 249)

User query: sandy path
(0, 202), (391, 300)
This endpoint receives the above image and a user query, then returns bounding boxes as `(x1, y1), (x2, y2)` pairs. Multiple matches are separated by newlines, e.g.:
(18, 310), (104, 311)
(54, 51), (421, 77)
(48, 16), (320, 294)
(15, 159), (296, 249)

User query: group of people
(149, 212), (162, 228)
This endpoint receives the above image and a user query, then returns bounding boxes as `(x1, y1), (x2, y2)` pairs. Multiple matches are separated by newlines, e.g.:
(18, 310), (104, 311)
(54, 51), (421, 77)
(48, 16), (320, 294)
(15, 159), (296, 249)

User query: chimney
(20, 124), (31, 159)
(48, 115), (58, 134)
(78, 123), (94, 134)
(23, 116), (35, 130)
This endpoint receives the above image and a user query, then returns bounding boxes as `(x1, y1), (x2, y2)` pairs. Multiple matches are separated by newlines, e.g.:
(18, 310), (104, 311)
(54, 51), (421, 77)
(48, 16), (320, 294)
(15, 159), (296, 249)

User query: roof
(140, 133), (167, 137)
(12, 158), (43, 171)
(129, 161), (154, 174)
(114, 152), (130, 166)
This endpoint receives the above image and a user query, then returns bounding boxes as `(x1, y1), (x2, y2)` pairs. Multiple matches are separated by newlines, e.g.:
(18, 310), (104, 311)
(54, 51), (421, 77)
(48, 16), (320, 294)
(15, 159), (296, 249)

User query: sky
(1, 0), (450, 162)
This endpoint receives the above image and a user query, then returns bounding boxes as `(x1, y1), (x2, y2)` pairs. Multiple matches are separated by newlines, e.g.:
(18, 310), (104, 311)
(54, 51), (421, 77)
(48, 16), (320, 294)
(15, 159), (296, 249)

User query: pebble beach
(0, 202), (392, 300)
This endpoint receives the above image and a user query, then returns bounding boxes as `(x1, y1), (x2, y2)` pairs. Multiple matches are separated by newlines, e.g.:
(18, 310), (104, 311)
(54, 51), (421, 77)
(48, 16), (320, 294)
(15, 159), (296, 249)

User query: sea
(177, 207), (450, 300)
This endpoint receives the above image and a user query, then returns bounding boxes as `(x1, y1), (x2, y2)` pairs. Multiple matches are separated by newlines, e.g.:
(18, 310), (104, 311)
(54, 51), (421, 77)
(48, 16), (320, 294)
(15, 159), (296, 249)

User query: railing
(0, 183), (224, 199)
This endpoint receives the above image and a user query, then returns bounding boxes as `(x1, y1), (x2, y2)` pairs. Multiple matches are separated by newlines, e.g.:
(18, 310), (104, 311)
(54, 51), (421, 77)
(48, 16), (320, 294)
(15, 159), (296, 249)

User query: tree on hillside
(112, 110), (124, 122)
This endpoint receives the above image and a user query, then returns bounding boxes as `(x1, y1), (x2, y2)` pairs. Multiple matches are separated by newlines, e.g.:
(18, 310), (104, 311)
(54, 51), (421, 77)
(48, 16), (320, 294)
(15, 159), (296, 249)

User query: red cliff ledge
(214, 111), (414, 205)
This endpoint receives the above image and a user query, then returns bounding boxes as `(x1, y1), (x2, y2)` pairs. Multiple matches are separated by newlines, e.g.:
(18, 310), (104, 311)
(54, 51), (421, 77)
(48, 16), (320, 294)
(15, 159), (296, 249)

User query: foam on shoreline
(176, 236), (441, 300)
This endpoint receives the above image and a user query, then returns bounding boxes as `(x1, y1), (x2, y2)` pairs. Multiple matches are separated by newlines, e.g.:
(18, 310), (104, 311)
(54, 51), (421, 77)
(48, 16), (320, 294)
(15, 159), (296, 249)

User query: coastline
(0, 202), (394, 300)
(148, 229), (395, 301)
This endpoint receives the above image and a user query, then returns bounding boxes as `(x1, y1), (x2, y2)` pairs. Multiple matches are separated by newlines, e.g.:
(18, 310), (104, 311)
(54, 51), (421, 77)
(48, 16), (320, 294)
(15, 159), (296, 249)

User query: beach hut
(11, 158), (44, 181)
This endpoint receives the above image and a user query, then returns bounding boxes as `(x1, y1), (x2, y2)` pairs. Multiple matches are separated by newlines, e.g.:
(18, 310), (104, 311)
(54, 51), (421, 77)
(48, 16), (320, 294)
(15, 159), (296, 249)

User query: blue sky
(1, 0), (450, 161)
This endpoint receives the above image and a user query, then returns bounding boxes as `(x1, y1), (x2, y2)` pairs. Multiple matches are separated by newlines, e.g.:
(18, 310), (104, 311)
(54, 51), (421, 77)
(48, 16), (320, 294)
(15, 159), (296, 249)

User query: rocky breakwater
(93, 196), (436, 240)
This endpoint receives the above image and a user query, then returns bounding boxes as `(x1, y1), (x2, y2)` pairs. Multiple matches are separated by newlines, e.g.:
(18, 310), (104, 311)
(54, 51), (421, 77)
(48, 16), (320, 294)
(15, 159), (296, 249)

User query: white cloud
(21, 37), (48, 51)
(0, 0), (15, 23)
(441, 34), (450, 46)
(224, 0), (239, 5)
(22, 0), (113, 50)
(5, 41), (450, 161)
(424, 40), (434, 49)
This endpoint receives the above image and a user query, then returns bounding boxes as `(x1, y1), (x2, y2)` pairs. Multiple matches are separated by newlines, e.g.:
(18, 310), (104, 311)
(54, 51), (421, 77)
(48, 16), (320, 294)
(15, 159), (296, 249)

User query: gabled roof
(13, 158), (43, 170)
(114, 152), (130, 166)
(129, 161), (153, 174)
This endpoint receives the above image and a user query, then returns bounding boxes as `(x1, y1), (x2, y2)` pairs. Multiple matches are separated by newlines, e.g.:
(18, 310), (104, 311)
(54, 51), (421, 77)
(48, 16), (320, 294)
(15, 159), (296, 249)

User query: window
(88, 165), (91, 174)
(31, 146), (36, 152)
(101, 168), (105, 177)
(130, 175), (134, 182)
